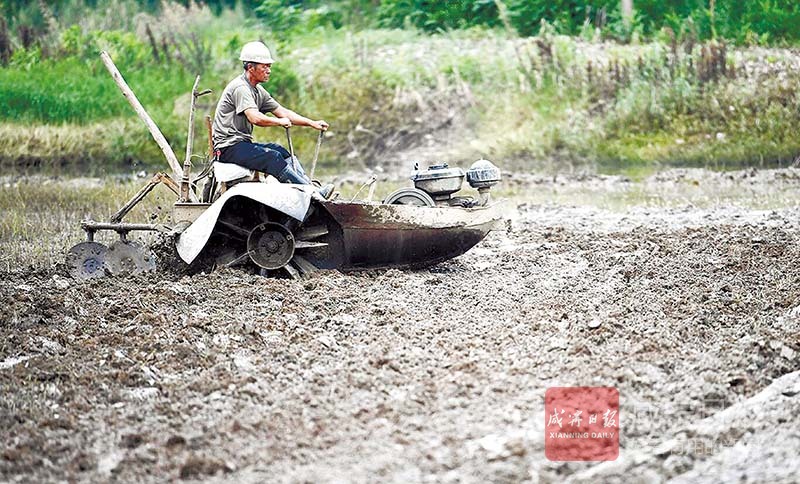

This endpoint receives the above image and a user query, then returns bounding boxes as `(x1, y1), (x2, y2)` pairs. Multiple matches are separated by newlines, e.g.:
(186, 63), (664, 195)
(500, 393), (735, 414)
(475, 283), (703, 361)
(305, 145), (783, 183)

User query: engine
(384, 160), (501, 207)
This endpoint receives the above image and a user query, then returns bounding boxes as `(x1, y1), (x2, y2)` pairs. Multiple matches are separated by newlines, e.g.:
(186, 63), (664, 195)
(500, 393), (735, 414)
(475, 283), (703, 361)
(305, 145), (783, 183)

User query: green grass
(2, 26), (800, 174)
(0, 58), (196, 124)
(0, 56), (198, 172)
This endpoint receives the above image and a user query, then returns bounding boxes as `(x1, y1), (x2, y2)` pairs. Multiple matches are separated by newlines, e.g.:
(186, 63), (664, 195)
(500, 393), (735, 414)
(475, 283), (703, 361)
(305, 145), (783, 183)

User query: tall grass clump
(451, 28), (800, 171)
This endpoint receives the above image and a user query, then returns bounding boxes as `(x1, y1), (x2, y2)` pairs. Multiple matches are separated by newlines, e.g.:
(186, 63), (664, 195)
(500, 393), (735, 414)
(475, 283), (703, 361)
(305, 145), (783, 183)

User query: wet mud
(2, 170), (800, 483)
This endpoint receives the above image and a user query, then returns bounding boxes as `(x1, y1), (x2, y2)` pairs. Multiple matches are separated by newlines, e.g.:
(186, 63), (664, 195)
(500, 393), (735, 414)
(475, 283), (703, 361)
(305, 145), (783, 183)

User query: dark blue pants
(219, 141), (311, 184)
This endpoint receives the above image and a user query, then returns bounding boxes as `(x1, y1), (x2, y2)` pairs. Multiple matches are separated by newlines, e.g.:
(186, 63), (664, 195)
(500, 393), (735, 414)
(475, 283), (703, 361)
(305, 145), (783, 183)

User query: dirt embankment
(2, 171), (800, 483)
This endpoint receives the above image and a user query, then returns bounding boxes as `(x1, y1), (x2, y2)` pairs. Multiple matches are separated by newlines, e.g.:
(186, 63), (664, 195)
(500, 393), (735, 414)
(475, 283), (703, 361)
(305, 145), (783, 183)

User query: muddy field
(1, 169), (800, 483)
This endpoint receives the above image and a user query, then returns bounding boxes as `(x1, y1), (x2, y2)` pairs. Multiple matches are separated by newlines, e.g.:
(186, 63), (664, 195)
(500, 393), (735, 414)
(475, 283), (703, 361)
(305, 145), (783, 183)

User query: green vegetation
(0, 176), (176, 270)
(1, 1), (799, 175)
(368, 0), (800, 44)
(6, 1), (800, 44)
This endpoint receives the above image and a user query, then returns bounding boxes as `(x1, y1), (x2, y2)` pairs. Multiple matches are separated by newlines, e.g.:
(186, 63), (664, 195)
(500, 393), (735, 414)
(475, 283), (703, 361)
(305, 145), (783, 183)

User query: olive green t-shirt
(212, 73), (280, 150)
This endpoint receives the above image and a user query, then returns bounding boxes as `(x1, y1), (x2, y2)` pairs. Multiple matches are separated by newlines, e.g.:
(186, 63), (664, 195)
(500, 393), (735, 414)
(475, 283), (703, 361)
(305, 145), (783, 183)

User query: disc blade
(66, 242), (108, 280)
(105, 241), (156, 276)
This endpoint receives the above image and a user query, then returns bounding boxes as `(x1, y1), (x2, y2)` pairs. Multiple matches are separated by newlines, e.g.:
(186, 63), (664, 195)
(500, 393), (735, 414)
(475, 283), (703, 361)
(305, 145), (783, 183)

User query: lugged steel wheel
(247, 222), (295, 270)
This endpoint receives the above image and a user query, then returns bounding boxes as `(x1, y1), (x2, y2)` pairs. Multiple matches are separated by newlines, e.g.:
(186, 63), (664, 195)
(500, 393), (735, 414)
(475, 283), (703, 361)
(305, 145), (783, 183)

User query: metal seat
(213, 161), (265, 197)
(214, 161), (256, 183)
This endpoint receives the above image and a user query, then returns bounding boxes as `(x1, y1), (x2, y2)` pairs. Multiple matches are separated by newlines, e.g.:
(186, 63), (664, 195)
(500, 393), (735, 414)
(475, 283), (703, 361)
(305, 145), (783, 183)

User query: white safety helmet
(239, 41), (275, 64)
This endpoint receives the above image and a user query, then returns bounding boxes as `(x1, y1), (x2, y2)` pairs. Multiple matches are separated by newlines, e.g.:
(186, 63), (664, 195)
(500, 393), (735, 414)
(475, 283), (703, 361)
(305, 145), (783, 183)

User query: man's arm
(243, 108), (291, 128)
(272, 105), (329, 131)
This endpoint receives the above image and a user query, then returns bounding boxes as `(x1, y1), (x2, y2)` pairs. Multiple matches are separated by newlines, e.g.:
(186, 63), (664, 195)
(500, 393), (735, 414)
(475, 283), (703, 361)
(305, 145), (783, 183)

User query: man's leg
(262, 143), (290, 159)
(263, 143), (311, 181)
(219, 142), (287, 175)
(261, 143), (333, 198)
(220, 141), (310, 184)
(276, 164), (311, 184)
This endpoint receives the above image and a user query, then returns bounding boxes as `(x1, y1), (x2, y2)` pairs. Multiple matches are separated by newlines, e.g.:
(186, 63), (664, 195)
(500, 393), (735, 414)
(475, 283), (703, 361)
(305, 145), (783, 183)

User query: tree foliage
(253, 0), (800, 44)
(2, 0), (800, 53)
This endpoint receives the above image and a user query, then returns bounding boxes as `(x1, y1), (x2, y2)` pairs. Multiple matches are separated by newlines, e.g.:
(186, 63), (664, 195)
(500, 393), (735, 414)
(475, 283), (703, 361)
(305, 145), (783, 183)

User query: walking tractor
(66, 53), (505, 280)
